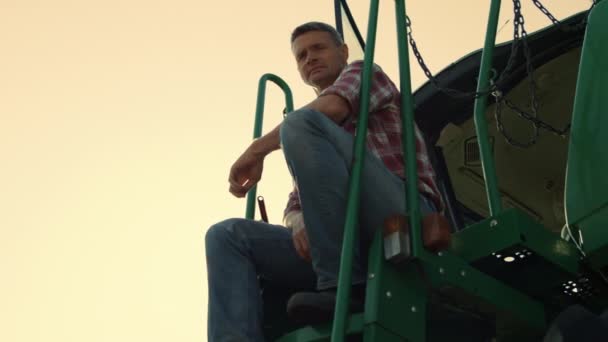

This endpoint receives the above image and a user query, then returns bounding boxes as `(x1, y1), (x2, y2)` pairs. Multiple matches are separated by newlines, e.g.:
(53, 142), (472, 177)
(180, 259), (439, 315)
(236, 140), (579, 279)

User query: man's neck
(313, 81), (332, 95)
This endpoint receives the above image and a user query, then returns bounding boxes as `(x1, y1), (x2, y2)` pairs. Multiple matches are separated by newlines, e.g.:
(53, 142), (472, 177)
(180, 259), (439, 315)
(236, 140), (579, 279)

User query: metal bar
(257, 196), (269, 223)
(331, 0), (380, 340)
(473, 0), (503, 216)
(245, 74), (294, 220)
(334, 0), (344, 39)
(340, 0), (366, 50)
(395, 0), (423, 258)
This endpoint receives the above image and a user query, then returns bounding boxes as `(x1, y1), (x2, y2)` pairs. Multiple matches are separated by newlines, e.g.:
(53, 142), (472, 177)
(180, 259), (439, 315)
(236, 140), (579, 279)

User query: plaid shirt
(284, 60), (443, 218)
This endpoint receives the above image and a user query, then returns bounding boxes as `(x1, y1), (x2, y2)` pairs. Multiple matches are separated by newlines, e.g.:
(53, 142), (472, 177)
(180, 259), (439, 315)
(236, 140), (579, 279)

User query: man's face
(292, 31), (348, 92)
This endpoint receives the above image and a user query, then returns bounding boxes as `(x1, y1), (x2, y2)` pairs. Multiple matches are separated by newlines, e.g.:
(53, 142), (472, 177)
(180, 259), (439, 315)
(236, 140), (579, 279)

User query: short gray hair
(291, 22), (344, 46)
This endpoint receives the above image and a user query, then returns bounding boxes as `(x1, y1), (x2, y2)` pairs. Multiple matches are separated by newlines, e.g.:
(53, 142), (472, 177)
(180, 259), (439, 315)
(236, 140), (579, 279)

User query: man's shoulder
(347, 60), (365, 68)
(344, 60), (384, 73)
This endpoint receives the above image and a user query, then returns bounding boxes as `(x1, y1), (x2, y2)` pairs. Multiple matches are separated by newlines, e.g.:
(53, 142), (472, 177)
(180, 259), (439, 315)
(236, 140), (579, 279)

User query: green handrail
(395, 0), (423, 259)
(245, 74), (294, 220)
(473, 0), (503, 216)
(331, 0), (380, 340)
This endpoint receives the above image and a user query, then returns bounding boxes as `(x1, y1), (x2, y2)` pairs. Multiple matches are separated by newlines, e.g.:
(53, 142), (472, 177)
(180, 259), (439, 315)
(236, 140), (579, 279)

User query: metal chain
(405, 16), (491, 100)
(493, 0), (574, 147)
(405, 0), (588, 147)
(531, 0), (596, 32)
(495, 0), (540, 147)
(532, 0), (560, 25)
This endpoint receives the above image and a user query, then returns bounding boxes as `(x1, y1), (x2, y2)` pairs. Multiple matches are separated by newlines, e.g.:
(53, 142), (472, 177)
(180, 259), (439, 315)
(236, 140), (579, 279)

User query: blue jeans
(205, 109), (436, 341)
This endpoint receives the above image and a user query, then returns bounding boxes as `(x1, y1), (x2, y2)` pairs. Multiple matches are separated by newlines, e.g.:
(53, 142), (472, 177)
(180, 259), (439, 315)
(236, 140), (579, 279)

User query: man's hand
(228, 124), (282, 198)
(284, 211), (311, 262)
(228, 147), (264, 198)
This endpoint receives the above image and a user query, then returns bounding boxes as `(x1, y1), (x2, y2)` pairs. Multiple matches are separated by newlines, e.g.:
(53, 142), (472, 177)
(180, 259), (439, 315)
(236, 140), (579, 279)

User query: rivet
(460, 270), (466, 277)
(490, 220), (498, 227)
(411, 306), (417, 313)
(439, 268), (445, 274)
(369, 273), (375, 279)
(386, 291), (392, 298)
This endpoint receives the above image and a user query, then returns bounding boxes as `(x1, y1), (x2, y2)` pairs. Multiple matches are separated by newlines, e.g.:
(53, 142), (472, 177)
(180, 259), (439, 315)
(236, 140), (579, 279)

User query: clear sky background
(0, 1), (589, 341)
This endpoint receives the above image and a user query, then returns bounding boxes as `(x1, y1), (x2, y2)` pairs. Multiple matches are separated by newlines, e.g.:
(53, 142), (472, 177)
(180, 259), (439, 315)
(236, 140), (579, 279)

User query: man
(205, 22), (443, 341)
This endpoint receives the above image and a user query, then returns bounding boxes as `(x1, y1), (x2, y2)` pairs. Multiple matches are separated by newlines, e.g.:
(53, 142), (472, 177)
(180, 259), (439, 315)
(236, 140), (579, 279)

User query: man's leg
(280, 109), (435, 290)
(205, 218), (317, 342)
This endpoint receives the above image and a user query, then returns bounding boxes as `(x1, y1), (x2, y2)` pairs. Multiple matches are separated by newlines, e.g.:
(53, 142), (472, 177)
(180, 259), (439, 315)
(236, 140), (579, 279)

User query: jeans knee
(280, 109), (325, 152)
(205, 218), (241, 258)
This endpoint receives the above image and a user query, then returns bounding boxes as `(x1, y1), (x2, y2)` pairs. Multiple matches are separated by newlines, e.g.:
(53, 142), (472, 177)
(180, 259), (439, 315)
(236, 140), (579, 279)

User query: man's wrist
(249, 138), (271, 158)
(250, 125), (282, 156)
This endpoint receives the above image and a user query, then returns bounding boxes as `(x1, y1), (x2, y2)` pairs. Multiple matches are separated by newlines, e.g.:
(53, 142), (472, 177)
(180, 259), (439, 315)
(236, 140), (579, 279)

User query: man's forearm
(249, 124), (281, 157)
(302, 94), (350, 124)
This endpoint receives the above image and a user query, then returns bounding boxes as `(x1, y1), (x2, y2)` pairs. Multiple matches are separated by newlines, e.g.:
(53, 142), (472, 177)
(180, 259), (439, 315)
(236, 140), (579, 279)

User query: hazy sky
(0, 1), (589, 341)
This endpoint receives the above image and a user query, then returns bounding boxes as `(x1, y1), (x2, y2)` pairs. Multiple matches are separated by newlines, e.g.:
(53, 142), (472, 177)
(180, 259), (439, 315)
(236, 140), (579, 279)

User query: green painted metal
(450, 209), (579, 272)
(364, 232), (427, 341)
(579, 213), (608, 271)
(245, 74), (294, 220)
(278, 228), (548, 341)
(363, 324), (406, 342)
(367, 230), (547, 341)
(395, 0), (423, 258)
(332, 0), (543, 340)
(331, 0), (380, 340)
(565, 0), (608, 269)
(275, 314), (364, 342)
(424, 254), (547, 340)
(472, 0), (503, 216)
(264, 1), (608, 341)
(427, 256), (546, 336)
(446, 209), (608, 311)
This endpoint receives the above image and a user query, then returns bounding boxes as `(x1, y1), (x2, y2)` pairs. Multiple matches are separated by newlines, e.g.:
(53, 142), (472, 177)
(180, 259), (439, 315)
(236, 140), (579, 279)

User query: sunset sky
(0, 1), (589, 341)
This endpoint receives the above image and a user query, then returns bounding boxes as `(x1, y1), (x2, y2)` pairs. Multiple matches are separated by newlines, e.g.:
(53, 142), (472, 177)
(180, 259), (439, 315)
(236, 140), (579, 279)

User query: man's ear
(341, 44), (349, 63)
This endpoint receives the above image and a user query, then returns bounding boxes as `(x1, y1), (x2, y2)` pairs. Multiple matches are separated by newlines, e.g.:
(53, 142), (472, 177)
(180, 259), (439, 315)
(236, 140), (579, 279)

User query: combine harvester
(245, 0), (608, 340)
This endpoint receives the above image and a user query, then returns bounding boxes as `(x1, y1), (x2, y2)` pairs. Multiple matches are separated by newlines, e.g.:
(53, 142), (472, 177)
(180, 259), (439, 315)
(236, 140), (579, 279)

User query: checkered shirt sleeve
(319, 61), (396, 115)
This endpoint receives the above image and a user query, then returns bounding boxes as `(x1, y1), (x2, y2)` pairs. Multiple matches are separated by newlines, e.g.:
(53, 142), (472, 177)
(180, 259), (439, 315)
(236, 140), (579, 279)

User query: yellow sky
(0, 1), (589, 341)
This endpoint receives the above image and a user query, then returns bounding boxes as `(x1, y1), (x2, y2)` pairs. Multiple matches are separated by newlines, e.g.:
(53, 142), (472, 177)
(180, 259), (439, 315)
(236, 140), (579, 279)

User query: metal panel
(566, 1), (608, 228)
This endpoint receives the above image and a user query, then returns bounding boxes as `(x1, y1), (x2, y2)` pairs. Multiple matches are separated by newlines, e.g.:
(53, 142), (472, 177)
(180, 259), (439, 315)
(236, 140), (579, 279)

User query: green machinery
(245, 0), (608, 340)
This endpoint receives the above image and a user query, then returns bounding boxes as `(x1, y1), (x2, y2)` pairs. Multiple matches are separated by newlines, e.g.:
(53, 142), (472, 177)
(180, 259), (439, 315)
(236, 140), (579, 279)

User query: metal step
(450, 208), (608, 311)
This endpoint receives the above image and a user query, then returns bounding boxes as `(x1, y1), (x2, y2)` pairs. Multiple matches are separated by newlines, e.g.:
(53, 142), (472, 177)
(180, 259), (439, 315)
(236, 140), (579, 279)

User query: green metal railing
(395, 0), (423, 259)
(331, 0), (504, 340)
(245, 74), (294, 220)
(473, 0), (503, 216)
(330, 0), (379, 339)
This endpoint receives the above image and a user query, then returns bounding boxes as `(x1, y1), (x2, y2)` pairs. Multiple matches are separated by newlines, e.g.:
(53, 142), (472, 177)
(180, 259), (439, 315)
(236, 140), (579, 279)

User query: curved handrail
(245, 74), (294, 220)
